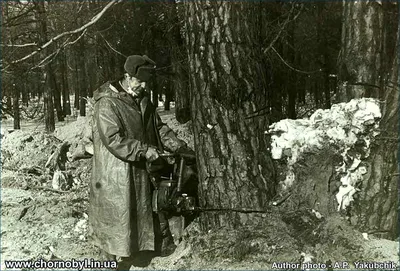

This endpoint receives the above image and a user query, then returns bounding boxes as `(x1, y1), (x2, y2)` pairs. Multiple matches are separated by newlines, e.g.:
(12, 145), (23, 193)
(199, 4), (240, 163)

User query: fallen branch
(30, 186), (69, 194)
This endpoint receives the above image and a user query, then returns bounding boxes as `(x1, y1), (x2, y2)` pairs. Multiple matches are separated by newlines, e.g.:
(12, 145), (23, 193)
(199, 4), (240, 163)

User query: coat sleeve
(155, 112), (187, 152)
(96, 98), (148, 162)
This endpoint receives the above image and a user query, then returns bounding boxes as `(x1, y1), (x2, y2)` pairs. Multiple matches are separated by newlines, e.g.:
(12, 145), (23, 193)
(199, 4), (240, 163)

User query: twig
(263, 3), (303, 54)
(99, 33), (126, 57)
(30, 186), (69, 194)
(271, 46), (323, 74)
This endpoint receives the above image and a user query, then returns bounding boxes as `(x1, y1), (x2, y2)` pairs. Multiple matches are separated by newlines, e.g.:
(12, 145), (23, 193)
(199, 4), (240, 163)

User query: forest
(1, 0), (399, 270)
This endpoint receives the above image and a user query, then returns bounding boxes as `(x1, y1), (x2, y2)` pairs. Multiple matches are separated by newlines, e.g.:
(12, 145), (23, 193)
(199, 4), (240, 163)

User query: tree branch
(99, 33), (127, 57)
(10, 0), (121, 65)
(2, 42), (38, 48)
(263, 3), (303, 54)
(271, 46), (323, 74)
(33, 29), (88, 70)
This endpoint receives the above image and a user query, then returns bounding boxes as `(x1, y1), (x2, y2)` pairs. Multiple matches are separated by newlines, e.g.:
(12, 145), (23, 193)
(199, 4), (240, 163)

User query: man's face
(126, 74), (146, 95)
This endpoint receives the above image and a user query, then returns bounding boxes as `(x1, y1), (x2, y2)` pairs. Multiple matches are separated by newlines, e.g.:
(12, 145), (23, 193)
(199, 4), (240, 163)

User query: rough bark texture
(338, 0), (383, 102)
(283, 149), (341, 216)
(336, 0), (398, 239)
(184, 1), (276, 230)
(352, 24), (399, 240)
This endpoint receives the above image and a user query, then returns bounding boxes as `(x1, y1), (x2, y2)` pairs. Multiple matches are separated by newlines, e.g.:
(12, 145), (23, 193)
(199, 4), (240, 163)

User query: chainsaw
(149, 152), (198, 214)
(149, 152), (278, 215)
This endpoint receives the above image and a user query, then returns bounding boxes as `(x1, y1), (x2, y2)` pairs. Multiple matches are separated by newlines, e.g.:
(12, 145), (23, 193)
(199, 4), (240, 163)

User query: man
(89, 55), (187, 269)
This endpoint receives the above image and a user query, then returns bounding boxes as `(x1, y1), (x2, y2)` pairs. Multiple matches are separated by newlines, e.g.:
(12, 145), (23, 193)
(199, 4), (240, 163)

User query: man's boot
(158, 212), (177, 257)
(160, 229), (177, 257)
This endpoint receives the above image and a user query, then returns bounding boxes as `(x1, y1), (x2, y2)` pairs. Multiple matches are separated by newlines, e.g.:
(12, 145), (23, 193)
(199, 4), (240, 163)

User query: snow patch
(267, 98), (381, 210)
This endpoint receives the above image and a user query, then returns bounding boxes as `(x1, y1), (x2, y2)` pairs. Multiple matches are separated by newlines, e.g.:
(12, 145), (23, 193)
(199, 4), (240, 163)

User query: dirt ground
(1, 109), (399, 270)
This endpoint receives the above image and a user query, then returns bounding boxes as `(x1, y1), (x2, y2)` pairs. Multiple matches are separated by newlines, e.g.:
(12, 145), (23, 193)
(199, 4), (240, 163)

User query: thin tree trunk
(13, 87), (21, 130)
(168, 0), (190, 123)
(6, 95), (12, 114)
(152, 75), (159, 108)
(78, 35), (87, 117)
(34, 0), (55, 132)
(52, 65), (64, 121)
(287, 25), (296, 119)
(60, 50), (71, 116)
(184, 1), (276, 230)
(22, 84), (29, 107)
(74, 50), (80, 113)
(164, 78), (172, 111)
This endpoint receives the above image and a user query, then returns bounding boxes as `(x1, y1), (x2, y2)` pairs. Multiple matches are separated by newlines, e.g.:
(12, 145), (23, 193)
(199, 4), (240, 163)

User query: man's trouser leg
(158, 211), (177, 257)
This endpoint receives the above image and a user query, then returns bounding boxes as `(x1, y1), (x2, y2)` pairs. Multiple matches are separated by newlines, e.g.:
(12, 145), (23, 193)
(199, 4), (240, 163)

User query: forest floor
(1, 107), (399, 270)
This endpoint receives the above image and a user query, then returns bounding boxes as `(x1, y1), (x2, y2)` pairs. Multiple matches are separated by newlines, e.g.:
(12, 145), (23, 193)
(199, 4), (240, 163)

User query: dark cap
(124, 55), (156, 82)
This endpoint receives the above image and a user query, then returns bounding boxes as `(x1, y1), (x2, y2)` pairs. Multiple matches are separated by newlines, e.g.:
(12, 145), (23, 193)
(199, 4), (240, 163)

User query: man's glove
(144, 146), (160, 162)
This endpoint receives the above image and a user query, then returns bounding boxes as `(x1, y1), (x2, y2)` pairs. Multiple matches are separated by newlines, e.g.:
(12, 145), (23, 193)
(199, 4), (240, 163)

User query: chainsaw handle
(159, 152), (196, 160)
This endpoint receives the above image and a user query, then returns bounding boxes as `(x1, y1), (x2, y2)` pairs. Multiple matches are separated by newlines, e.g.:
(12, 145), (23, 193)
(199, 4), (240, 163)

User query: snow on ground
(267, 98), (382, 211)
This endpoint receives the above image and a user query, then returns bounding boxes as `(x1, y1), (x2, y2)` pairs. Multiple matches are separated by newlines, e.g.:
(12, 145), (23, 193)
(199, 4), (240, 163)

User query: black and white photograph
(1, 0), (399, 270)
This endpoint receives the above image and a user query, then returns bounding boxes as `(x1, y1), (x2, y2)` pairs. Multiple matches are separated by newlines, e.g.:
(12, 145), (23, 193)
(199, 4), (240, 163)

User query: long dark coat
(88, 82), (185, 257)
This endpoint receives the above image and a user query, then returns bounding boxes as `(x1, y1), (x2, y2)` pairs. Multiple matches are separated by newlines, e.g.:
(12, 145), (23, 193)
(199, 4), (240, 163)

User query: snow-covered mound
(267, 98), (381, 211)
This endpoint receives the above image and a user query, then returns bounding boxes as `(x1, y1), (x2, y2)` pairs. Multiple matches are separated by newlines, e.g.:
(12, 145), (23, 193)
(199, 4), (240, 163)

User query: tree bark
(184, 1), (276, 230)
(351, 3), (399, 240)
(336, 0), (398, 239)
(337, 0), (383, 102)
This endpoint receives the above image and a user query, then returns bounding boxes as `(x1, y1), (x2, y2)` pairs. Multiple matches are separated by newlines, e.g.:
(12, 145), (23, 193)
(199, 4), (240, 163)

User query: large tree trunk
(34, 0), (55, 132)
(351, 2), (399, 240)
(184, 1), (276, 230)
(337, 0), (383, 102)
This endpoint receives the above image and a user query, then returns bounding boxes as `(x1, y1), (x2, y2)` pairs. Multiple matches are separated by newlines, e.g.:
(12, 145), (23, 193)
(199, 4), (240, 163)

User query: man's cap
(124, 55), (156, 82)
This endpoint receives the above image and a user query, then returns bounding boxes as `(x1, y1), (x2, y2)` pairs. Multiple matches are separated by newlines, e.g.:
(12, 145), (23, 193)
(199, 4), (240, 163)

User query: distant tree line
(2, 1), (353, 130)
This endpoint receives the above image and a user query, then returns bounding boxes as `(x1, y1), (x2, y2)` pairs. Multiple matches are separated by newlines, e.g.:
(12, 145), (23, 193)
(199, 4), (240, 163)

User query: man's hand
(144, 146), (160, 162)
(176, 146), (195, 159)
